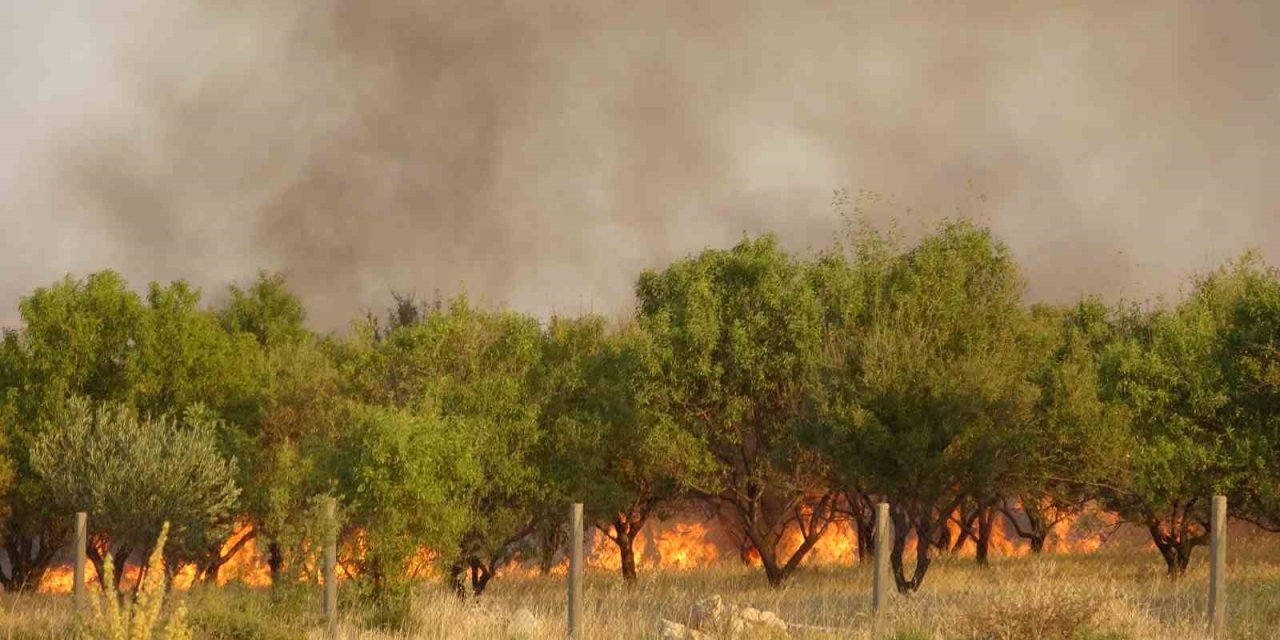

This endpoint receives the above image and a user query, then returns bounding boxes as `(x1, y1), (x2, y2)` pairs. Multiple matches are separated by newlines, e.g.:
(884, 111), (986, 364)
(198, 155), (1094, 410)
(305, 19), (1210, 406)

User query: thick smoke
(2, 0), (1278, 329)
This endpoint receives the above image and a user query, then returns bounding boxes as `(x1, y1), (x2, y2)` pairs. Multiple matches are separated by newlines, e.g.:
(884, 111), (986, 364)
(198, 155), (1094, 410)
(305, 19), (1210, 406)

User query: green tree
(1218, 256), (1280, 529)
(537, 316), (709, 582)
(823, 221), (1045, 591)
(637, 235), (835, 587)
(0, 272), (262, 589)
(134, 280), (258, 420)
(325, 403), (479, 594)
(31, 398), (239, 588)
(1099, 256), (1275, 575)
(211, 271), (338, 584)
(338, 297), (544, 596)
(0, 271), (145, 590)
(218, 271), (308, 348)
(997, 301), (1131, 554)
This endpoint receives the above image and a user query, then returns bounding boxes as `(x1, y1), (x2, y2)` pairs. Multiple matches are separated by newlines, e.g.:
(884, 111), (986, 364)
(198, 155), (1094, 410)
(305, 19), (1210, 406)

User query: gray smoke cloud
(3, 0), (1278, 330)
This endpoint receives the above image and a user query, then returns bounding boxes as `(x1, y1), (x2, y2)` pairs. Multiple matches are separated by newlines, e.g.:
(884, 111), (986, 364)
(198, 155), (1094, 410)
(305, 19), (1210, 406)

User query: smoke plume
(2, 0), (1278, 329)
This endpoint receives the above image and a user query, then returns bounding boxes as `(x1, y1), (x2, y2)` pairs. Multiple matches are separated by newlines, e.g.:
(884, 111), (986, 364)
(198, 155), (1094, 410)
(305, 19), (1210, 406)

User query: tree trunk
(537, 526), (565, 576)
(745, 526), (788, 587)
(843, 492), (877, 561)
(606, 509), (648, 583)
(739, 492), (836, 588)
(759, 550), (787, 587)
(1149, 524), (1196, 577)
(199, 527), (257, 584)
(975, 506), (996, 566)
(950, 510), (975, 554)
(936, 520), (954, 552)
(1029, 534), (1045, 554)
(450, 557), (496, 597)
(1146, 499), (1208, 578)
(469, 558), (494, 596)
(1001, 498), (1049, 554)
(616, 528), (637, 583)
(852, 513), (875, 562)
(267, 540), (284, 584)
(449, 562), (468, 597)
(86, 544), (132, 591)
(889, 505), (934, 593)
(1, 532), (57, 592)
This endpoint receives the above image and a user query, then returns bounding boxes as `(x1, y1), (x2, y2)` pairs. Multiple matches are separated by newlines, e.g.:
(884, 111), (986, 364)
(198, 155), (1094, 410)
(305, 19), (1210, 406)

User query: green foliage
(536, 316), (710, 578)
(2, 218), (1278, 603)
(218, 272), (308, 348)
(838, 220), (1039, 498)
(820, 220), (1049, 590)
(1214, 254), (1280, 527)
(134, 280), (259, 423)
(637, 234), (833, 586)
(184, 584), (308, 640)
(1097, 255), (1280, 572)
(204, 271), (339, 585)
(32, 398), (239, 581)
(0, 271), (257, 588)
(327, 403), (479, 583)
(336, 297), (545, 592)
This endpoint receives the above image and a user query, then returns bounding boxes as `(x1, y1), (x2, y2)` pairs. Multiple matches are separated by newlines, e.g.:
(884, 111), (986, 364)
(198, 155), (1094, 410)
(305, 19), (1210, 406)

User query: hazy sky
(2, 0), (1277, 330)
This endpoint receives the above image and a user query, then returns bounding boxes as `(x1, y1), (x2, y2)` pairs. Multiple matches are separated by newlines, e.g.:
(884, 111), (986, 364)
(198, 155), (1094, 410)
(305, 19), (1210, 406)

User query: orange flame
(36, 502), (1125, 591)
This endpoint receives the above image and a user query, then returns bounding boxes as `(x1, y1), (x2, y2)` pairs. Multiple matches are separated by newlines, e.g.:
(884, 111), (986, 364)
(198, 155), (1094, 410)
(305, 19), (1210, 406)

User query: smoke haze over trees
(3, 0), (1280, 329)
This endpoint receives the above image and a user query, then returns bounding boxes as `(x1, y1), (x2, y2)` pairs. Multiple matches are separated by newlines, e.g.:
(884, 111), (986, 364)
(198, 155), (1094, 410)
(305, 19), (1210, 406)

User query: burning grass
(4, 528), (1278, 639)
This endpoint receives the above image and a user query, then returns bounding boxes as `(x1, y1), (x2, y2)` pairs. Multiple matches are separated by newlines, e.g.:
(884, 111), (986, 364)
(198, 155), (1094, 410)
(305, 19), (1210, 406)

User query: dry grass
(4, 531), (1279, 640)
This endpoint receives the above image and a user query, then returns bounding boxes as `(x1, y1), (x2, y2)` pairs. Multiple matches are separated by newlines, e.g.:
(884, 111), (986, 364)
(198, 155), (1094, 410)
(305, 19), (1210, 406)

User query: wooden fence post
(872, 502), (890, 613)
(323, 497), (338, 635)
(73, 512), (87, 609)
(567, 502), (584, 639)
(1208, 494), (1226, 637)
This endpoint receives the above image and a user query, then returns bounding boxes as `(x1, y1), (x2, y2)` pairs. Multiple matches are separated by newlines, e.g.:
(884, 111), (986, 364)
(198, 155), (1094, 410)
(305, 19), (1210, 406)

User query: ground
(3, 530), (1278, 639)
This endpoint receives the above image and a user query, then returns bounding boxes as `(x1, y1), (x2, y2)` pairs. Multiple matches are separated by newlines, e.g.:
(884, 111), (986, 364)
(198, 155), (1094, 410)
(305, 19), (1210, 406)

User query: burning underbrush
(37, 502), (1124, 593)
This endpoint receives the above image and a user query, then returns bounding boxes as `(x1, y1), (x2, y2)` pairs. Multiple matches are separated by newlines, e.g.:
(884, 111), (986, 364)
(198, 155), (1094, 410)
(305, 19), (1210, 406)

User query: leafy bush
(962, 586), (1094, 640)
(185, 584), (308, 640)
(32, 398), (240, 577)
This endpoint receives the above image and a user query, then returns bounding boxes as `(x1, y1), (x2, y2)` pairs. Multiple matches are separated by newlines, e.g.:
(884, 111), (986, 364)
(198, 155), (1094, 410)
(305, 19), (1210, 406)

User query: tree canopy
(1, 219), (1277, 595)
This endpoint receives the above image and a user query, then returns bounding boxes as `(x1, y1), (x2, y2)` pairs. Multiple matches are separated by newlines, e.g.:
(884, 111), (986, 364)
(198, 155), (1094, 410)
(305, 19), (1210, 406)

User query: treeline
(1, 219), (1278, 597)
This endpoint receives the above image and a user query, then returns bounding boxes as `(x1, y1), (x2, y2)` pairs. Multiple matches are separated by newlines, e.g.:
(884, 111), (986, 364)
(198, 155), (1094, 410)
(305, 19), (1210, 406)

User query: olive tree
(0, 272), (146, 590)
(31, 397), (239, 588)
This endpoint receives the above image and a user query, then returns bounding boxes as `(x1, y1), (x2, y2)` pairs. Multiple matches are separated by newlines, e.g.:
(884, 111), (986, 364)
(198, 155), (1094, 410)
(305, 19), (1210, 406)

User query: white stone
(736, 607), (788, 632)
(658, 618), (711, 640)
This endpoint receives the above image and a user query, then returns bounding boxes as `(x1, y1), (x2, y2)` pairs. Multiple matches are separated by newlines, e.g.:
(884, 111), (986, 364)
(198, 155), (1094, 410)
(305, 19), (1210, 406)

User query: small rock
(658, 619), (711, 640)
(506, 607), (538, 638)
(736, 607), (788, 632)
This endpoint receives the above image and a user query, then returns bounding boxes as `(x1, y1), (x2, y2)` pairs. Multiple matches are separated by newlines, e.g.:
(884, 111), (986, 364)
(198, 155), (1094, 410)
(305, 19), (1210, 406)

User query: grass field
(3, 529), (1278, 639)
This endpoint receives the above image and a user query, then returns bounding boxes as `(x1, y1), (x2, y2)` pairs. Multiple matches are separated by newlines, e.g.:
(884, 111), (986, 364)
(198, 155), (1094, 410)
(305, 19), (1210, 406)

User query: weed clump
(81, 522), (192, 640)
(961, 584), (1094, 640)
